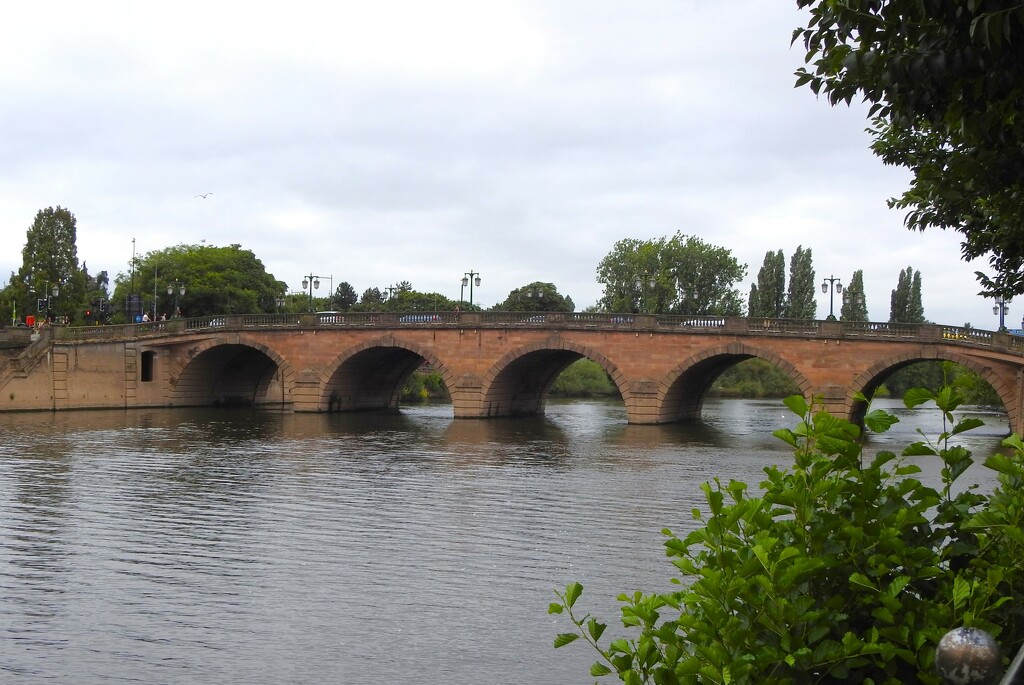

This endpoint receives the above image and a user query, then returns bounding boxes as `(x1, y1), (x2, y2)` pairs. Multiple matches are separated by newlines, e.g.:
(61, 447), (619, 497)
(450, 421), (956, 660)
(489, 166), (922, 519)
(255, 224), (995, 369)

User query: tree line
(0, 208), (939, 327)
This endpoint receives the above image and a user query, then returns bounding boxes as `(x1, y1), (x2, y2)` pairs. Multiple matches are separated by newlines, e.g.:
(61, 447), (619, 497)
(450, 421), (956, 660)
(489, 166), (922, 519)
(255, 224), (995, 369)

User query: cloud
(0, 1), (1002, 328)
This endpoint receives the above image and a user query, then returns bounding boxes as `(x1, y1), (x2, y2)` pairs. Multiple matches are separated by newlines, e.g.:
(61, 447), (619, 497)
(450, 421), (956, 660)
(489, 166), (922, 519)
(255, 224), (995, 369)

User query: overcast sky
(0, 1), (1006, 328)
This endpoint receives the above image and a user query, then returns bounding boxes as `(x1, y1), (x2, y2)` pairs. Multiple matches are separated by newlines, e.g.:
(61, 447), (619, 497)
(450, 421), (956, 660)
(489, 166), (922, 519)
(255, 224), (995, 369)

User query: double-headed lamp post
(635, 273), (656, 313)
(525, 285), (546, 309)
(461, 270), (481, 308)
(821, 275), (843, 321)
(301, 274), (325, 312)
(993, 295), (1010, 331)
(678, 286), (697, 315)
(167, 281), (185, 315)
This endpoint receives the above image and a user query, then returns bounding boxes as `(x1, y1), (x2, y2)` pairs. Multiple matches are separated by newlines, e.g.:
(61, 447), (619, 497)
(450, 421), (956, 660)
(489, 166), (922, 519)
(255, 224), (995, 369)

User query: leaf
(983, 453), (1021, 476)
(850, 572), (877, 591)
(903, 387), (934, 409)
(590, 662), (612, 677)
(773, 428), (799, 447)
(887, 575), (911, 597)
(587, 617), (607, 642)
(564, 582), (583, 609)
(903, 441), (938, 457)
(953, 576), (972, 613)
(864, 408), (899, 433)
(783, 394), (809, 417)
(547, 602), (564, 615)
(553, 632), (580, 648)
(950, 417), (985, 436)
(1001, 433), (1024, 452)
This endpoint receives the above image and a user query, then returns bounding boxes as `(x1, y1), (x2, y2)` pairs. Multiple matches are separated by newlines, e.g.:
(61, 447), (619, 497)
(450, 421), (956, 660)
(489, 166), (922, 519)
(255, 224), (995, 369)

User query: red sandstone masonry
(1, 325), (1021, 433)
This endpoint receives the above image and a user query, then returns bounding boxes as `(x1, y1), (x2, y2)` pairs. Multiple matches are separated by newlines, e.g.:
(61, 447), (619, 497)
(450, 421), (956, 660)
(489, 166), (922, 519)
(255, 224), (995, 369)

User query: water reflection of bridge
(2, 312), (1022, 432)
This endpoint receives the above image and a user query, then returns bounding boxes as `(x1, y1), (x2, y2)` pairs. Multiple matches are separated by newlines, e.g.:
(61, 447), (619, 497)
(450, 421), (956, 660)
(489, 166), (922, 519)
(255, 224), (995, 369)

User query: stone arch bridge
(2, 311), (1023, 433)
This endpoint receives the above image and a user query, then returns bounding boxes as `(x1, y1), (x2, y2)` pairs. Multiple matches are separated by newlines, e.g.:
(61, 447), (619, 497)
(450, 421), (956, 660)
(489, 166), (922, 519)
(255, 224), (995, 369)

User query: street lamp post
(301, 274), (326, 312)
(461, 270), (481, 308)
(46, 282), (60, 323)
(525, 285), (545, 310)
(167, 280), (186, 316)
(993, 296), (1009, 331)
(635, 273), (656, 313)
(153, 265), (160, 319)
(821, 275), (843, 321)
(678, 286), (697, 315)
(842, 289), (865, 320)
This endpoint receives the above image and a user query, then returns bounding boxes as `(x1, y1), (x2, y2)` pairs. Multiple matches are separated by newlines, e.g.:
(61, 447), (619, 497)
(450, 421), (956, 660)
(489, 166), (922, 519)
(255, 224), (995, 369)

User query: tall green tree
(889, 266), (925, 323)
(333, 282), (358, 310)
(785, 245), (816, 319)
(748, 249), (787, 318)
(596, 233), (745, 315)
(840, 269), (868, 322)
(494, 282), (575, 312)
(4, 207), (86, 323)
(109, 243), (285, 320)
(360, 287), (383, 308)
(793, 1), (1024, 297)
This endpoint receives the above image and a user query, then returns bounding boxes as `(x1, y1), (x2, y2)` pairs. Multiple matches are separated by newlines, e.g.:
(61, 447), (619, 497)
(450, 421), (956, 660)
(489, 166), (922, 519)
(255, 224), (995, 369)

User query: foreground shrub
(550, 386), (1024, 684)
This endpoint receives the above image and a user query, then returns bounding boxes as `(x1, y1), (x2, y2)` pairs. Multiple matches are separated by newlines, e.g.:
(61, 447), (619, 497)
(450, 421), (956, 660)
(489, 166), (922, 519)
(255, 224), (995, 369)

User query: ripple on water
(0, 398), (1007, 684)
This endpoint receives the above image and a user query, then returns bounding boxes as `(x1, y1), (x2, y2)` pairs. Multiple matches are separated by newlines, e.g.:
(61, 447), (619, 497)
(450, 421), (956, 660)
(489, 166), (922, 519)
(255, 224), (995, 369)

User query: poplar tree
(747, 284), (760, 318)
(889, 266), (925, 323)
(909, 269), (925, 323)
(749, 250), (786, 318)
(840, 269), (869, 322)
(785, 246), (816, 319)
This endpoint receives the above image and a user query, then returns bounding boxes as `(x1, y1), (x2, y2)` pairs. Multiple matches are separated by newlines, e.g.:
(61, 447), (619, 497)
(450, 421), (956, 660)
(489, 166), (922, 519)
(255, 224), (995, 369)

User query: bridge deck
(3, 313), (1023, 433)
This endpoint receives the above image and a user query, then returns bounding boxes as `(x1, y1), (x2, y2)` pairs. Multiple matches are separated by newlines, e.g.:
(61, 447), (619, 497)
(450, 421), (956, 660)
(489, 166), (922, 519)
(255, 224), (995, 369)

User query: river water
(0, 398), (1010, 684)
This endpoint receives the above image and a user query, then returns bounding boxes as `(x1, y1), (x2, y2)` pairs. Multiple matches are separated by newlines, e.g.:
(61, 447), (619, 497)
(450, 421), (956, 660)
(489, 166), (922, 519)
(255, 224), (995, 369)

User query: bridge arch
(314, 336), (458, 413)
(655, 343), (812, 424)
(478, 339), (628, 418)
(169, 336), (293, 407)
(846, 349), (1016, 431)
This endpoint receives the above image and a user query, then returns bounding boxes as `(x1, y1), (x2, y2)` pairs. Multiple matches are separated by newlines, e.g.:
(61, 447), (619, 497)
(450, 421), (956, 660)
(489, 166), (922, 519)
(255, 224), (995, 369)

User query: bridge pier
(625, 380), (661, 425)
(815, 384), (849, 425)
(293, 370), (323, 412)
(451, 374), (485, 419)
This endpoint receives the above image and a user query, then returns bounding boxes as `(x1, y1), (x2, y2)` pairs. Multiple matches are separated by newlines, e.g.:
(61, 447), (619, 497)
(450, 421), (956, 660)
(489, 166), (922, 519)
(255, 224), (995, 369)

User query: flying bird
(194, 192), (213, 199)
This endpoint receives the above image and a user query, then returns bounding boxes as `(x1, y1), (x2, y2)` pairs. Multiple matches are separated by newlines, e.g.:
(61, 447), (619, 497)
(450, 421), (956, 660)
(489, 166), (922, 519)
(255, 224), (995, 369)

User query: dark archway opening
(175, 344), (281, 408)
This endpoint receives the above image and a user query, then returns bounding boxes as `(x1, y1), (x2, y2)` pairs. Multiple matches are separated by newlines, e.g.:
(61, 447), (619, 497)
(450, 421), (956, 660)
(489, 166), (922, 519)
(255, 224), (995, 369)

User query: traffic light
(37, 298), (46, 313)
(99, 298), (108, 312)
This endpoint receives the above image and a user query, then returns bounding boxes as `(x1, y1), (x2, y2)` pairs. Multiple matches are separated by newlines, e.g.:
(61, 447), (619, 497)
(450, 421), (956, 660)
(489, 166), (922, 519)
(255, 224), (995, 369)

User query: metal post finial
(936, 627), (1002, 685)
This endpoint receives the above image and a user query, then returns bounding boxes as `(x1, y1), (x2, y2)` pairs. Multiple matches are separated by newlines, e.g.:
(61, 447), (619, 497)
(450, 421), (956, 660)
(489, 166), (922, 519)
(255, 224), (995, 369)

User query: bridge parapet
(42, 313), (1024, 357)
